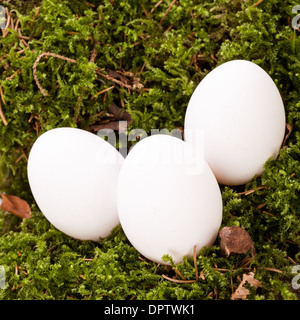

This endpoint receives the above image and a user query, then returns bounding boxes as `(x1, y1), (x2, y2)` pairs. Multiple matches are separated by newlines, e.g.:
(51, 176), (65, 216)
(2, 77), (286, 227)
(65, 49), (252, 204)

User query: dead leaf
(231, 272), (262, 300)
(0, 193), (31, 219)
(90, 101), (133, 133)
(219, 225), (255, 257)
(106, 68), (132, 87)
(108, 101), (133, 124)
(281, 123), (293, 148)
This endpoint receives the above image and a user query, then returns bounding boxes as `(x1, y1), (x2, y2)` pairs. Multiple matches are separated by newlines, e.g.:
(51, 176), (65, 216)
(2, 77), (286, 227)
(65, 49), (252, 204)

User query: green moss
(0, 0), (299, 300)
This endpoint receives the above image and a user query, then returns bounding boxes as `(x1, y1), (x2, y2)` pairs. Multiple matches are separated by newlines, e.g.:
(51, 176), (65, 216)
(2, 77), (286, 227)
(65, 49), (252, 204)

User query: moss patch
(0, 0), (299, 300)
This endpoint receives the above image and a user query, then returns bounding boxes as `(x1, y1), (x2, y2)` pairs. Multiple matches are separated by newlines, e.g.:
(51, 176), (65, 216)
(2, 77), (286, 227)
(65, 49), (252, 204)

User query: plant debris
(89, 101), (133, 133)
(219, 226), (256, 257)
(231, 272), (262, 300)
(0, 194), (31, 219)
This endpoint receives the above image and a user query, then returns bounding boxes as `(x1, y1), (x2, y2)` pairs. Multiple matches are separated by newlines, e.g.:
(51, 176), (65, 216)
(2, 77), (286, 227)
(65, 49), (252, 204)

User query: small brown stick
(193, 245), (199, 282)
(138, 256), (148, 263)
(4, 7), (10, 30)
(0, 85), (5, 105)
(252, 0), (264, 7)
(19, 35), (30, 40)
(150, 0), (163, 14)
(10, 13), (14, 30)
(163, 24), (173, 35)
(262, 210), (275, 217)
(93, 85), (114, 98)
(2, 8), (10, 37)
(213, 268), (229, 272)
(96, 69), (133, 90)
(172, 267), (186, 280)
(32, 6), (40, 21)
(199, 270), (205, 280)
(14, 18), (20, 31)
(90, 41), (100, 63)
(0, 100), (8, 126)
(85, 1), (96, 7)
(255, 203), (266, 210)
(160, 0), (177, 25)
(257, 267), (283, 273)
(288, 257), (297, 264)
(153, 263), (160, 274)
(162, 274), (197, 284)
(140, 2), (149, 19)
(33, 52), (77, 96)
(238, 185), (265, 196)
(230, 276), (234, 294)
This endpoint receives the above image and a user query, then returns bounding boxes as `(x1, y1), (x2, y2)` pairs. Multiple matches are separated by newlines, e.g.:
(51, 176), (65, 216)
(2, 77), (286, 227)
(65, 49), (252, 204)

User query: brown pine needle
(262, 210), (275, 217)
(153, 263), (160, 274)
(257, 267), (283, 274)
(0, 85), (5, 105)
(252, 0), (264, 7)
(0, 100), (8, 126)
(150, 0), (163, 14)
(193, 245), (199, 282)
(96, 85), (114, 96)
(172, 267), (186, 280)
(140, 2), (149, 19)
(14, 18), (20, 31)
(33, 52), (78, 96)
(32, 7), (40, 21)
(162, 274), (197, 284)
(238, 185), (265, 196)
(160, 0), (177, 25)
(288, 257), (297, 264)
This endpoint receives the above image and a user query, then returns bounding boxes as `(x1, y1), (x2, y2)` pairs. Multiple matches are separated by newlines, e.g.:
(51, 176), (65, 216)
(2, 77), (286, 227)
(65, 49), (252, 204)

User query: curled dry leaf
(231, 272), (262, 300)
(219, 225), (255, 257)
(281, 123), (293, 148)
(90, 101), (133, 133)
(0, 193), (31, 219)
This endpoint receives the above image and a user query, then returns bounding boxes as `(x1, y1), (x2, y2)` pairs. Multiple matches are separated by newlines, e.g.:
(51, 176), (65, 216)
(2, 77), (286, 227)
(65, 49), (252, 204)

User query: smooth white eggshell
(27, 127), (124, 241)
(184, 60), (286, 186)
(117, 134), (223, 265)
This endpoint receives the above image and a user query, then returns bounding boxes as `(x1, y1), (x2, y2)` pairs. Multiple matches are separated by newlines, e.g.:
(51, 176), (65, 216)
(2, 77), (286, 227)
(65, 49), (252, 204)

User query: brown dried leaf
(0, 194), (31, 219)
(108, 101), (133, 124)
(231, 272), (262, 300)
(90, 101), (133, 133)
(281, 123), (293, 148)
(219, 226), (255, 257)
(106, 68), (132, 86)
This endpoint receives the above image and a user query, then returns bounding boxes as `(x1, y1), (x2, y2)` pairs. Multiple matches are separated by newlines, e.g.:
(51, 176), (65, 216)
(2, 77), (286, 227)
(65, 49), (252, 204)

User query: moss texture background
(0, 0), (299, 300)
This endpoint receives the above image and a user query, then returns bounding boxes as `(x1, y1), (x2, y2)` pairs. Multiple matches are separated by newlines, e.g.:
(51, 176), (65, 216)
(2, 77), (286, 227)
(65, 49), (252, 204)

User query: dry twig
(33, 52), (78, 96)
(252, 0), (264, 7)
(160, 0), (177, 25)
(162, 274), (197, 284)
(0, 100), (8, 125)
(193, 245), (199, 282)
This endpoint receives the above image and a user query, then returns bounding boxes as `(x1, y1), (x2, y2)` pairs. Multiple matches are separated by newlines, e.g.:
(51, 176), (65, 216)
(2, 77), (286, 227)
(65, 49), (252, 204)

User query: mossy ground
(0, 0), (299, 300)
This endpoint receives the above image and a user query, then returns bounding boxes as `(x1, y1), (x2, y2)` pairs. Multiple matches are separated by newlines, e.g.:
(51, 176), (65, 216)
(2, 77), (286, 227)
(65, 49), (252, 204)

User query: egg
(27, 127), (124, 241)
(117, 134), (223, 265)
(184, 60), (286, 186)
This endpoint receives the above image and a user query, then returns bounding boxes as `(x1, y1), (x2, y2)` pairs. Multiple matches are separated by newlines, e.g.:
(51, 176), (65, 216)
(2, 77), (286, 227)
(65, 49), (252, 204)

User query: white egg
(184, 60), (286, 186)
(117, 134), (223, 265)
(27, 127), (124, 241)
